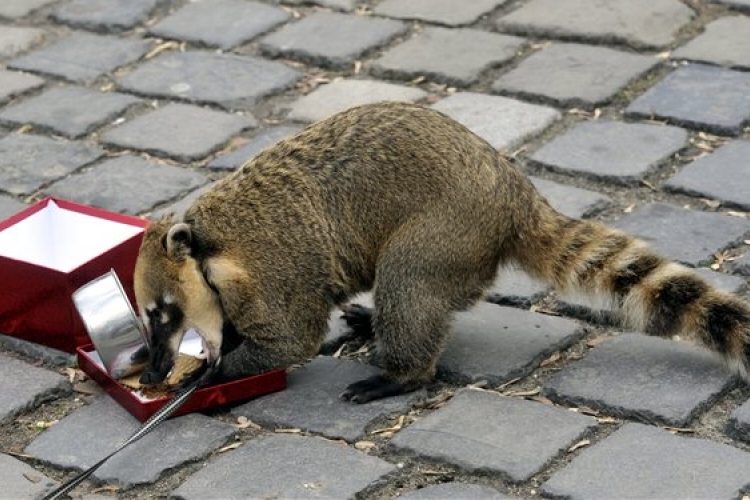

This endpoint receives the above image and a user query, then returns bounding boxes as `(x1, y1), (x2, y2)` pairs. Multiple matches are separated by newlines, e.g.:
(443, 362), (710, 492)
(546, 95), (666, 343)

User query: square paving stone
(288, 79), (427, 122)
(431, 92), (560, 152)
(234, 357), (422, 441)
(626, 64), (750, 135)
(610, 202), (750, 266)
(0, 133), (104, 195)
(664, 140), (750, 211)
(0, 353), (69, 422)
(693, 267), (746, 293)
(541, 423), (750, 499)
(728, 253), (750, 277)
(101, 103), (254, 161)
(530, 177), (613, 219)
(0, 69), (44, 104)
(172, 434), (396, 499)
(0, 86), (141, 138)
(0, 454), (57, 499)
(374, 0), (509, 26)
(0, 26), (45, 59)
(9, 32), (151, 84)
(45, 155), (209, 214)
(25, 397), (235, 488)
(149, 0), (289, 50)
(400, 483), (513, 500)
(485, 268), (548, 307)
(50, 0), (160, 32)
(496, 0), (694, 48)
(438, 303), (583, 384)
(260, 12), (406, 69)
(390, 389), (597, 482)
(493, 43), (658, 108)
(152, 181), (217, 219)
(117, 51), (300, 110)
(370, 27), (524, 86)
(673, 17), (750, 70)
(209, 125), (303, 169)
(544, 334), (733, 426)
(0, 194), (25, 220)
(530, 120), (687, 184)
(0, 0), (57, 18)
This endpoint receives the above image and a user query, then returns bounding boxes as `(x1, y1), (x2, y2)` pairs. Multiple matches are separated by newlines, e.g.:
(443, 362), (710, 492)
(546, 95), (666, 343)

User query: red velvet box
(77, 344), (287, 422)
(0, 198), (148, 352)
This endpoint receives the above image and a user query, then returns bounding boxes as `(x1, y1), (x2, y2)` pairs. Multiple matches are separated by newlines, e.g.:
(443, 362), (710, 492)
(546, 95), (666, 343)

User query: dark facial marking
(139, 299), (185, 385)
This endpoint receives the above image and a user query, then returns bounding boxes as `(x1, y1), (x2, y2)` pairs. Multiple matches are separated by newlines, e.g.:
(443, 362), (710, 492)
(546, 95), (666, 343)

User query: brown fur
(134, 101), (750, 397)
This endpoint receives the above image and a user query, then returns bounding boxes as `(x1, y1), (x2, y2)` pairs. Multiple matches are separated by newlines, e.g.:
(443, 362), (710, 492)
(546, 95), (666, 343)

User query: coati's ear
(165, 223), (193, 261)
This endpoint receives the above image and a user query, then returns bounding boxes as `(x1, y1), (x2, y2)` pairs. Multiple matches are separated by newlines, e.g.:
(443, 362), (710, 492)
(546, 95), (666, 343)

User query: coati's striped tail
(512, 198), (750, 378)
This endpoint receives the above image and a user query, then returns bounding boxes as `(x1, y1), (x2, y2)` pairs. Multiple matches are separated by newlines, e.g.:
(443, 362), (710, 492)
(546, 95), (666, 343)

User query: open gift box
(77, 331), (287, 422)
(0, 197), (148, 352)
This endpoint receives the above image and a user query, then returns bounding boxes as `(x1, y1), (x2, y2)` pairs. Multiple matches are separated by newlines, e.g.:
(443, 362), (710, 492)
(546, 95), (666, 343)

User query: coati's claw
(341, 303), (373, 335)
(340, 375), (420, 403)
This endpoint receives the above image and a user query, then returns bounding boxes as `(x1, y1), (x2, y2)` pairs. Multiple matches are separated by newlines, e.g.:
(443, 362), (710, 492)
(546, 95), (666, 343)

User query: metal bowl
(72, 269), (149, 379)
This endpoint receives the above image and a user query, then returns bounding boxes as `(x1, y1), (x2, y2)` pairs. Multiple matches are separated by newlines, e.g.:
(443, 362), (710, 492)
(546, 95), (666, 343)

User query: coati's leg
(341, 225), (498, 403)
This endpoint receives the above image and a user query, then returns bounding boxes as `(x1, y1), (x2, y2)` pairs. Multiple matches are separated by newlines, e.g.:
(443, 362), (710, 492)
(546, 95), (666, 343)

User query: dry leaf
(701, 199), (721, 209)
(17, 124), (33, 134)
(371, 415), (406, 435)
(497, 377), (522, 391)
(586, 336), (608, 348)
(23, 472), (42, 483)
(91, 485), (120, 494)
(420, 468), (446, 475)
(145, 40), (180, 60)
(657, 51), (671, 60)
(354, 441), (376, 450)
(665, 427), (694, 434)
(623, 204), (636, 213)
(503, 387), (541, 398)
(275, 428), (302, 434)
(217, 442), (242, 453)
(233, 416), (261, 430)
(576, 406), (599, 416)
(73, 380), (102, 396)
(63, 367), (78, 384)
(540, 352), (562, 367)
(596, 416), (618, 424)
(529, 395), (554, 406)
(33, 420), (57, 430)
(410, 75), (426, 85)
(727, 211), (749, 219)
(568, 439), (591, 452)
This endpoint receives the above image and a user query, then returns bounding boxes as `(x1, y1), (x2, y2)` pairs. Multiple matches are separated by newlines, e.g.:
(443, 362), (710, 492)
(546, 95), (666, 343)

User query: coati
(134, 101), (750, 403)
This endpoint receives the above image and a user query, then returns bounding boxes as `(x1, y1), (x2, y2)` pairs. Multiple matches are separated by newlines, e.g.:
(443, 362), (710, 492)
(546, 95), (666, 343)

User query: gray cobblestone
(9, 32), (151, 84)
(370, 27), (524, 86)
(693, 267), (746, 294)
(117, 51), (301, 110)
(493, 43), (658, 108)
(530, 120), (687, 184)
(50, 0), (160, 32)
(530, 177), (613, 219)
(728, 253), (750, 277)
(45, 155), (209, 214)
(374, 0), (509, 27)
(101, 103), (254, 161)
(542, 423), (750, 499)
(0, 194), (24, 220)
(431, 92), (560, 152)
(0, 333), (74, 367)
(485, 269), (548, 307)
(261, 12), (406, 69)
(25, 397), (235, 488)
(0, 133), (104, 195)
(610, 203), (750, 266)
(0, 69), (44, 103)
(0, 0), (57, 19)
(673, 17), (750, 70)
(0, 86), (141, 138)
(234, 357), (421, 441)
(149, 0), (289, 50)
(152, 181), (218, 219)
(544, 334), (733, 426)
(391, 389), (597, 481)
(626, 64), (750, 135)
(287, 79), (427, 123)
(209, 125), (303, 170)
(0, 352), (70, 423)
(728, 398), (750, 442)
(496, 0), (694, 48)
(0, 454), (57, 499)
(664, 140), (750, 211)
(172, 434), (396, 499)
(0, 26), (45, 59)
(438, 303), (583, 384)
(400, 483), (514, 500)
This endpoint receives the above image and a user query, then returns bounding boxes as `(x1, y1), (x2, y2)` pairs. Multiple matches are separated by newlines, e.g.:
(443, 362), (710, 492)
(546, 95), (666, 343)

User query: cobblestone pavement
(1, 0), (750, 498)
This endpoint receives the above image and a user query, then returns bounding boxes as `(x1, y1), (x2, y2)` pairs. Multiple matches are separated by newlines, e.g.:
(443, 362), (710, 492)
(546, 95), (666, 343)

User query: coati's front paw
(341, 303), (373, 335)
(340, 375), (421, 404)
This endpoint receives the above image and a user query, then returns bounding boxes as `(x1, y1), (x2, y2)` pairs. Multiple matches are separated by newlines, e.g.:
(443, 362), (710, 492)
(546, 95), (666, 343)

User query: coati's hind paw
(318, 303), (375, 356)
(340, 375), (421, 404)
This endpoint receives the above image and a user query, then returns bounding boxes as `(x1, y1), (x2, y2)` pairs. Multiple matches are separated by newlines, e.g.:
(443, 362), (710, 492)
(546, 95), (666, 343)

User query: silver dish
(72, 269), (149, 379)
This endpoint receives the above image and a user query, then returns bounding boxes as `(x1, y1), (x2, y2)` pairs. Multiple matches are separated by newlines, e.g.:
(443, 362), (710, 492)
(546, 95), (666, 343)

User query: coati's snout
(134, 218), (225, 385)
